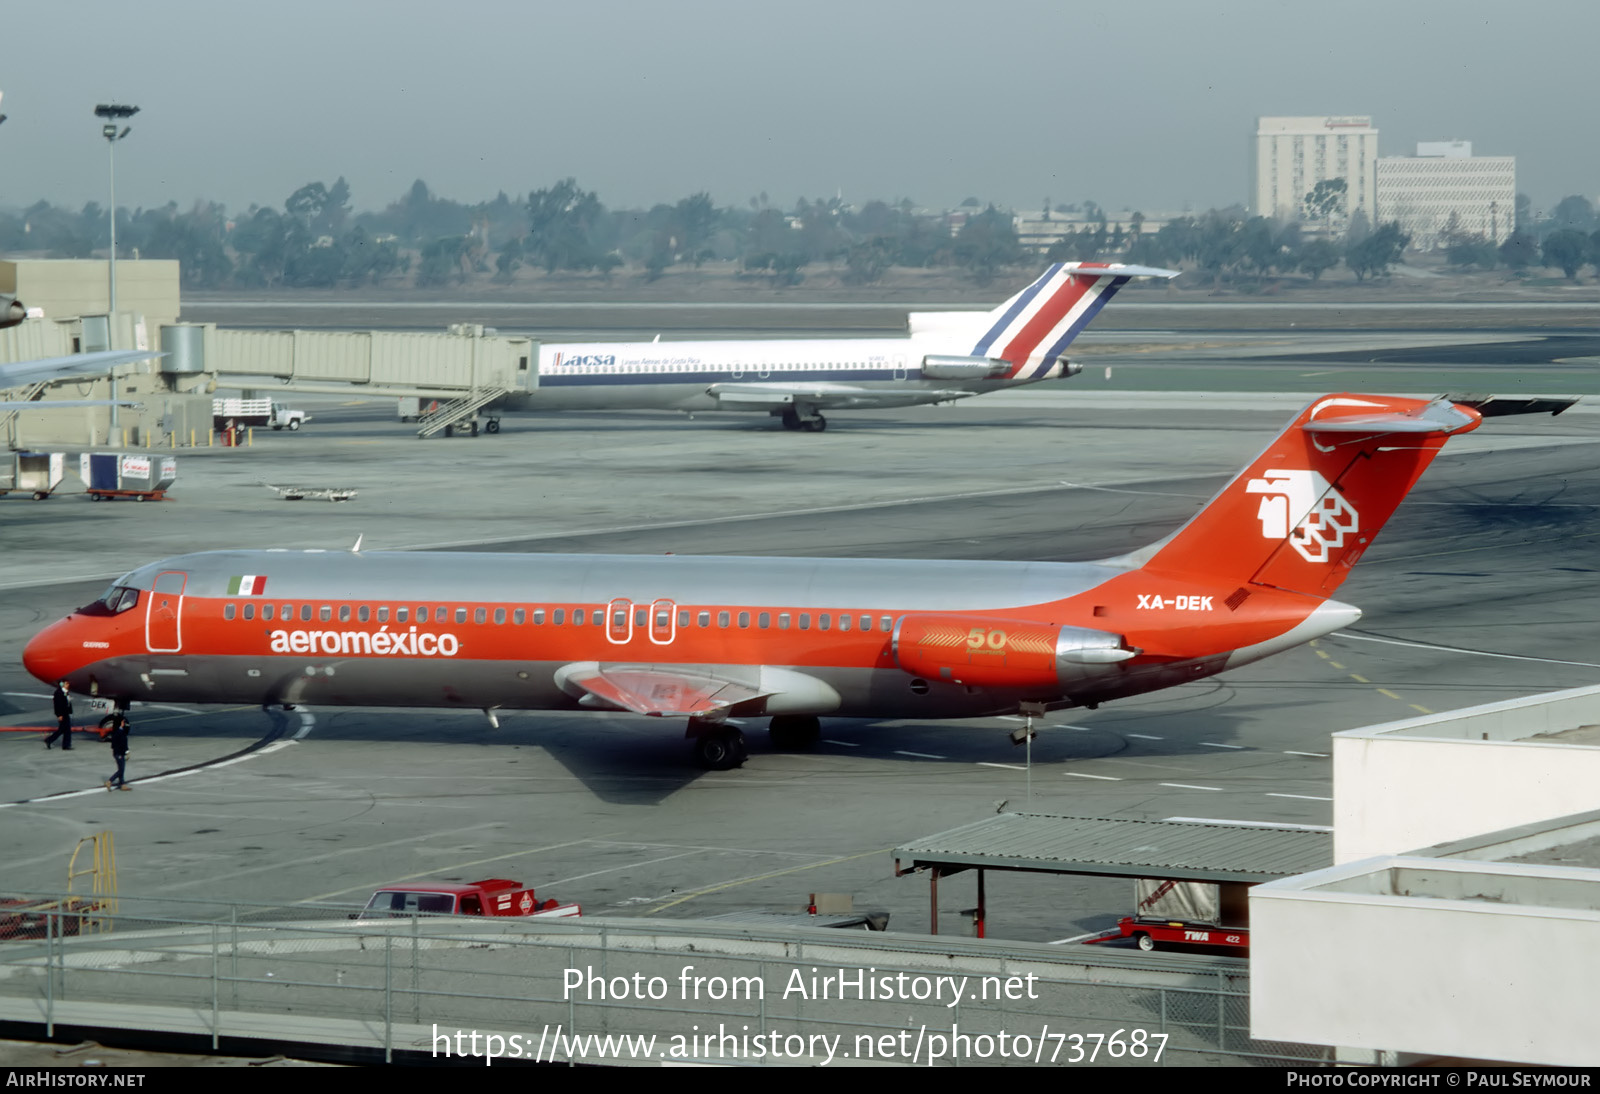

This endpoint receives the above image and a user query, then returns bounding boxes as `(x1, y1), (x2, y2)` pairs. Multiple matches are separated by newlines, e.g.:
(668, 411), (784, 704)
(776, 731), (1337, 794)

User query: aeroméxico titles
(25, 392), (1523, 769)
(479, 261), (1176, 431)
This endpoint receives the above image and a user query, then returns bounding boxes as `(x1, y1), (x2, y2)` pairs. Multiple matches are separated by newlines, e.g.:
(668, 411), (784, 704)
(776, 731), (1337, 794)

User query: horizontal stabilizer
(1442, 393), (1579, 418)
(1301, 397), (1479, 435)
(1060, 262), (1181, 279)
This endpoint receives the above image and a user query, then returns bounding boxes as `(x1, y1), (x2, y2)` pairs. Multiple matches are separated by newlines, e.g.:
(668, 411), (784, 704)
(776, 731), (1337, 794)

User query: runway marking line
(977, 762), (1027, 771)
(298, 835), (611, 903)
(895, 750), (946, 759)
(644, 848), (887, 916)
(1165, 816), (1333, 832)
(1200, 742), (1245, 750)
(167, 821), (514, 895)
(1126, 734), (1164, 741)
(1284, 750), (1330, 758)
(1266, 793), (1333, 801)
(1064, 772), (1121, 781)
(1160, 783), (1223, 791)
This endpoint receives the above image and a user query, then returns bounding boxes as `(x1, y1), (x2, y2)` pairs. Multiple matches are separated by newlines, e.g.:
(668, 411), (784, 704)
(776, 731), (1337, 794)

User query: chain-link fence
(0, 891), (1330, 1066)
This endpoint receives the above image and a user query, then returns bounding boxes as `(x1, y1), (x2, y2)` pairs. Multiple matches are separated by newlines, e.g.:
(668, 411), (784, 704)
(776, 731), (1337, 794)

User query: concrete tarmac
(1, 389), (1596, 944)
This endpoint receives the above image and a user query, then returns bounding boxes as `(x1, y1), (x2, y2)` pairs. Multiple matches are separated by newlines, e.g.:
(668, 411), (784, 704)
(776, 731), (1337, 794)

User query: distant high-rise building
(1253, 116), (1379, 226)
(1376, 141), (1516, 250)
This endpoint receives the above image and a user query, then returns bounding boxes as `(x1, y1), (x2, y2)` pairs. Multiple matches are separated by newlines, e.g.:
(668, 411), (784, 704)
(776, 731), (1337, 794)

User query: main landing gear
(688, 715), (823, 769)
(688, 718), (747, 770)
(779, 408), (827, 433)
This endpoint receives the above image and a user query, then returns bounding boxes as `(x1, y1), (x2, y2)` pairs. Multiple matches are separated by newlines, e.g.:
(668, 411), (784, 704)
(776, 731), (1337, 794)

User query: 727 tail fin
(1138, 394), (1483, 598)
(970, 262), (1178, 380)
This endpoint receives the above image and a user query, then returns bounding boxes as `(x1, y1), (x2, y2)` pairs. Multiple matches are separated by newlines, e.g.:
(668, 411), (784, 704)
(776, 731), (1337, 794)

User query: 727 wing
(706, 381), (977, 412)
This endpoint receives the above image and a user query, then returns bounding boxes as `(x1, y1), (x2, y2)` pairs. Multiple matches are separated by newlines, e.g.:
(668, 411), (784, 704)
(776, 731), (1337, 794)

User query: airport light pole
(94, 103), (138, 431)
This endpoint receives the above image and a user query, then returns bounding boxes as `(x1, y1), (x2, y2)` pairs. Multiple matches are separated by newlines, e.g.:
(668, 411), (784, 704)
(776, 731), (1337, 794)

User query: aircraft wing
(0, 398), (144, 411)
(0, 349), (165, 390)
(706, 381), (977, 412)
(554, 662), (776, 718)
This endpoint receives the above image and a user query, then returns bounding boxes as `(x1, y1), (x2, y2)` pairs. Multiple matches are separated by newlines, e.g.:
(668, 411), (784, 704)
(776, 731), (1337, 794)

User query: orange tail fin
(1139, 394), (1481, 598)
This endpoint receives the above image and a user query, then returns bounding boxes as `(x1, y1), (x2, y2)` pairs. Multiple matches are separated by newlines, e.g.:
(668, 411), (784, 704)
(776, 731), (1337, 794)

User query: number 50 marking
(966, 628), (1009, 650)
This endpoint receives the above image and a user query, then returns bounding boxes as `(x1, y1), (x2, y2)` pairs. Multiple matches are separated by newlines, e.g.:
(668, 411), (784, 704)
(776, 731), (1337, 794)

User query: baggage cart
(0, 452), (67, 500)
(80, 453), (177, 501)
(263, 482), (358, 502)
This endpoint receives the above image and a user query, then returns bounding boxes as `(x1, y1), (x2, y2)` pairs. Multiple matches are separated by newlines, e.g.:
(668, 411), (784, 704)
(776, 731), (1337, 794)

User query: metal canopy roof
(894, 813), (1331, 884)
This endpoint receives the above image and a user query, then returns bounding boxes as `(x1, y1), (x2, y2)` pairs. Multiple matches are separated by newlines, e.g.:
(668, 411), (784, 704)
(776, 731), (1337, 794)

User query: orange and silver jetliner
(23, 393), (1507, 768)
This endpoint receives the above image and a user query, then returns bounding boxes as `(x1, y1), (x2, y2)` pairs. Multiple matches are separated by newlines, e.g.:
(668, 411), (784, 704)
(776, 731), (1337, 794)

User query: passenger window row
(222, 600), (895, 633)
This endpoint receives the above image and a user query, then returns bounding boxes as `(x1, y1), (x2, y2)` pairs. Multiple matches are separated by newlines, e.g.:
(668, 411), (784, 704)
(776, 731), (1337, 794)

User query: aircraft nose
(22, 618), (74, 685)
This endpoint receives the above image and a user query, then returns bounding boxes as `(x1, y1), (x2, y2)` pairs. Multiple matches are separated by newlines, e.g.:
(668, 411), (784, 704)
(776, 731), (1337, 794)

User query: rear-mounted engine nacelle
(920, 355), (1013, 381)
(892, 614), (1135, 692)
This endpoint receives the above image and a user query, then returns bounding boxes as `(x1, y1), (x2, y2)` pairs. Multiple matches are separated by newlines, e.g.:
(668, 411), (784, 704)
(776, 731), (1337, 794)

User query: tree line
(4, 178), (1599, 290)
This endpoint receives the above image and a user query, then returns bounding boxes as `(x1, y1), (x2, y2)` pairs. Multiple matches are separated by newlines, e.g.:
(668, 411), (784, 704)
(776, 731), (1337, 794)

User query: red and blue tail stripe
(971, 262), (1176, 379)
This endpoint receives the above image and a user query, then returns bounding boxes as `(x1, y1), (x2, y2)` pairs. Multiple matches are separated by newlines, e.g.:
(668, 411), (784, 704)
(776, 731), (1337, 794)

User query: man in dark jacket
(104, 714), (130, 790)
(44, 680), (72, 750)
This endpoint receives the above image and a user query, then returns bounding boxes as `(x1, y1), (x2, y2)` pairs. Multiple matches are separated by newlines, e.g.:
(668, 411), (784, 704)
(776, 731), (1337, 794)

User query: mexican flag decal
(228, 575), (268, 596)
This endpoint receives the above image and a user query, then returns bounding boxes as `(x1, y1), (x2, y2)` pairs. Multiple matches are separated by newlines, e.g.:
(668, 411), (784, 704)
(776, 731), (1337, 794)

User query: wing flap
(556, 662), (773, 717)
(707, 382), (974, 411)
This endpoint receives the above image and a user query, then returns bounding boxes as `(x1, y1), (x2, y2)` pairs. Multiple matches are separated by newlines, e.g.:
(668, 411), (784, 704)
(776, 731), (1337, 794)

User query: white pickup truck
(213, 398), (310, 431)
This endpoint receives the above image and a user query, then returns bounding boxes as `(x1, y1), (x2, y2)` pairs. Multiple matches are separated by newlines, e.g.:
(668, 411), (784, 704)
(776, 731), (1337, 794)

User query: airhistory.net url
(431, 1023), (1169, 1065)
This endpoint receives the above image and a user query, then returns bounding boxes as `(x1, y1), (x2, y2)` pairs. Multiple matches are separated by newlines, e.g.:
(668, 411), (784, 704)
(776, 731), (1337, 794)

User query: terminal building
(1251, 684), (1600, 1065)
(1376, 141), (1516, 250)
(0, 259), (534, 450)
(1252, 115), (1379, 226)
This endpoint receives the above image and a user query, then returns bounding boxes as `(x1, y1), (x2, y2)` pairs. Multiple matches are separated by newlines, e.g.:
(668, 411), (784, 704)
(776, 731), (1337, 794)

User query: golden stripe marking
(1349, 674), (1369, 684)
(1377, 688), (1401, 700)
(1409, 704), (1433, 714)
(1327, 661), (1344, 669)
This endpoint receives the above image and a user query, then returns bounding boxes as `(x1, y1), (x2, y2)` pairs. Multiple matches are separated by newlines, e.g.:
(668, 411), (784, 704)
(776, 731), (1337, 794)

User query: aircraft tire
(780, 409), (802, 431)
(485, 419), (501, 435)
(694, 729), (746, 770)
(800, 415), (827, 433)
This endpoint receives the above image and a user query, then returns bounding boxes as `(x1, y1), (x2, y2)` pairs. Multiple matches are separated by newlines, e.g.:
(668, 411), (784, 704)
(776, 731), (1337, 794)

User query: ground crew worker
(44, 680), (72, 750)
(104, 714), (131, 790)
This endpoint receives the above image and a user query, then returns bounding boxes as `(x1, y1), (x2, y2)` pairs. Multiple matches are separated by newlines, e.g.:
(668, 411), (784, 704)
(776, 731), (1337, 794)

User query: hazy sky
(1, 0), (1592, 218)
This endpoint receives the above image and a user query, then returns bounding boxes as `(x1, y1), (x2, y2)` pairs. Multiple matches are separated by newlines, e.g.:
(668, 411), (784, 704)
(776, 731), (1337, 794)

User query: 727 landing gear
(779, 408), (827, 433)
(688, 719), (747, 770)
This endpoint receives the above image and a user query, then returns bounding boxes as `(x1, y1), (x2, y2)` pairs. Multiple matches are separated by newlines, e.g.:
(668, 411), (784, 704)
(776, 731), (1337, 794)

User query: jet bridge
(201, 323), (536, 399)
(194, 323), (538, 436)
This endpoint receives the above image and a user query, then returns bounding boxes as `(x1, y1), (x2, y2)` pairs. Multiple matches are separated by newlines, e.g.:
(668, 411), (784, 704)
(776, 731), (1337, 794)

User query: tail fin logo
(1245, 468), (1359, 563)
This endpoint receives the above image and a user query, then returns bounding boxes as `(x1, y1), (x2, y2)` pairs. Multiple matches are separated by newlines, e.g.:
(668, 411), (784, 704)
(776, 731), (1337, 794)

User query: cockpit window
(78, 585), (140, 617)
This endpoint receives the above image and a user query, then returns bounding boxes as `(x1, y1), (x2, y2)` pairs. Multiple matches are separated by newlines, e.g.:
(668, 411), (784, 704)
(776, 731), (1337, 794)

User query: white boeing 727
(477, 262), (1175, 432)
